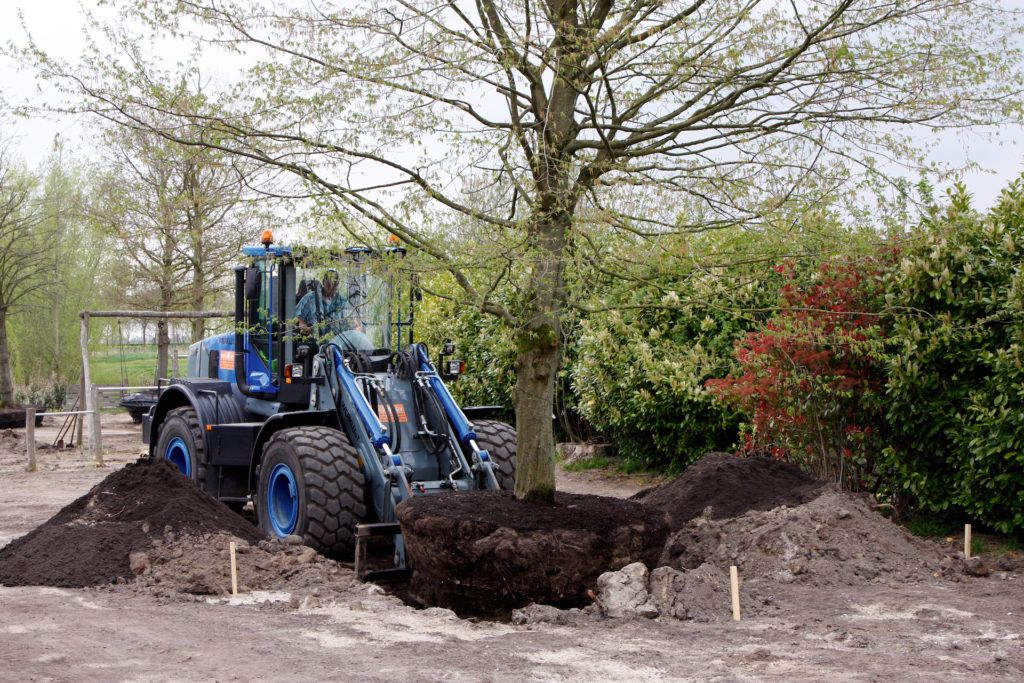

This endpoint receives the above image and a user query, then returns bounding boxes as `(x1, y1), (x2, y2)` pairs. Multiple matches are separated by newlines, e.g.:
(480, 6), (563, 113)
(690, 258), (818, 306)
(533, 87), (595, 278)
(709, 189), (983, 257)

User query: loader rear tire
(256, 426), (366, 557)
(473, 419), (516, 491)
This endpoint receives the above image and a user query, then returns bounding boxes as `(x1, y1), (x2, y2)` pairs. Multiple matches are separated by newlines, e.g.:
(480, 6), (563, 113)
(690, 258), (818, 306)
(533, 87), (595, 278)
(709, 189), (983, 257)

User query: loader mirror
(244, 267), (262, 301)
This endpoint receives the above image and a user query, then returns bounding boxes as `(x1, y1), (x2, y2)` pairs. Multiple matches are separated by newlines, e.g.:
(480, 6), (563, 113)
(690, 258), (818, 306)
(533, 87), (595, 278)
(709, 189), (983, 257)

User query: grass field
(90, 348), (189, 387)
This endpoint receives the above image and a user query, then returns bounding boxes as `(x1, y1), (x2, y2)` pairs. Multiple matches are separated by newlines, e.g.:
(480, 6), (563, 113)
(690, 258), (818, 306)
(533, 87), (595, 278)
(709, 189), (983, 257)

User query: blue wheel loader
(143, 233), (515, 579)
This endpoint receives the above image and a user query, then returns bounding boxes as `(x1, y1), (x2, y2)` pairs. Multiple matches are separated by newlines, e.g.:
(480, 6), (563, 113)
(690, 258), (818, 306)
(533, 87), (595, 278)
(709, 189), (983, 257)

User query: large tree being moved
(28, 0), (1022, 501)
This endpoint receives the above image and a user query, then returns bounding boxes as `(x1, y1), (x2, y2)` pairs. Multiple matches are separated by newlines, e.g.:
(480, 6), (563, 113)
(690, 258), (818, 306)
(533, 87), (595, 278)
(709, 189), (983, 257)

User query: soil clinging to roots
(397, 489), (669, 616)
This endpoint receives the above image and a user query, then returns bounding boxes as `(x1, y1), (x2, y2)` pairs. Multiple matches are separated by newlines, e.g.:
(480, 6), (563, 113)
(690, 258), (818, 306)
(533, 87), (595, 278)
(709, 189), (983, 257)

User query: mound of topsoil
(397, 490), (669, 615)
(122, 532), (360, 600)
(585, 488), (959, 624)
(0, 458), (262, 588)
(659, 488), (949, 585)
(634, 451), (825, 530)
(575, 452), (970, 624)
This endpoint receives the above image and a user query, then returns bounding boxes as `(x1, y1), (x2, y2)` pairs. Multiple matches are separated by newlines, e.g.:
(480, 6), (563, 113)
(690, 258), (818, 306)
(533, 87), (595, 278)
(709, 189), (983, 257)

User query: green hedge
(881, 182), (1024, 533)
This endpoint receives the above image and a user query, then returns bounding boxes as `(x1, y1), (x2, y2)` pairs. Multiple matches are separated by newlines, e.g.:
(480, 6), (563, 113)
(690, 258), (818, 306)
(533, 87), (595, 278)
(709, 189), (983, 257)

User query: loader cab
(235, 238), (413, 404)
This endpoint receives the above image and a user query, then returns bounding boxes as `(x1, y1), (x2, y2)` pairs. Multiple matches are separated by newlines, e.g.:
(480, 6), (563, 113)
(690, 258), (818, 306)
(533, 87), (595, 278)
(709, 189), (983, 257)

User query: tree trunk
(0, 309), (14, 407)
(512, 335), (560, 504)
(511, 208), (569, 504)
(156, 221), (176, 382)
(190, 309), (204, 342)
(190, 213), (205, 343)
(155, 318), (169, 383)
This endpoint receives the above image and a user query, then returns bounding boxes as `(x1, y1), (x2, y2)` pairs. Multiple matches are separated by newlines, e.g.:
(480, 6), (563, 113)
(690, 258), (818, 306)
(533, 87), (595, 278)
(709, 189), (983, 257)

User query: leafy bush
(571, 227), (800, 470)
(14, 382), (68, 411)
(699, 179), (1024, 533)
(574, 290), (747, 471)
(882, 182), (1024, 533)
(571, 219), (878, 471)
(414, 279), (518, 422)
(706, 257), (891, 488)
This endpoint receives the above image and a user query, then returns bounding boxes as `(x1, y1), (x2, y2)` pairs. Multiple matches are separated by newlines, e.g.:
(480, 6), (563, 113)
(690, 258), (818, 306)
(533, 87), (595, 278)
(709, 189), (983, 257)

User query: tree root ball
(396, 490), (669, 615)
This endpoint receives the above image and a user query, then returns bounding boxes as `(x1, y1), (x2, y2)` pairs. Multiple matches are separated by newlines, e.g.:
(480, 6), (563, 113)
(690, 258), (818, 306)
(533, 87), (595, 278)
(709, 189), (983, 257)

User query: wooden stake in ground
(229, 541), (239, 596)
(730, 565), (741, 621)
(25, 407), (36, 473)
(964, 524), (972, 559)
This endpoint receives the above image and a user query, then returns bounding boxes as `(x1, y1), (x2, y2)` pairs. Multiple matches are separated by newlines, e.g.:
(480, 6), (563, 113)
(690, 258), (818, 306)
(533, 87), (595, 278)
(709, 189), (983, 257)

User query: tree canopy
(20, 0), (1024, 499)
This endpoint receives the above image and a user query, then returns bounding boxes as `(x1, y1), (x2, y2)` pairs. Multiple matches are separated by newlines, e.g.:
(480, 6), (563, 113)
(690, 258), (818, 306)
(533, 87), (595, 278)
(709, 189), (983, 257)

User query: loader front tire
(256, 426), (366, 557)
(472, 419), (516, 491)
(154, 407), (207, 488)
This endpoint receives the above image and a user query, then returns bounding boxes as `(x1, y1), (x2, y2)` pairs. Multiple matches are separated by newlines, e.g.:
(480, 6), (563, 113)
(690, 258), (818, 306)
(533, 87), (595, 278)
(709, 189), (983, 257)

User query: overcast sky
(2, 0), (1023, 211)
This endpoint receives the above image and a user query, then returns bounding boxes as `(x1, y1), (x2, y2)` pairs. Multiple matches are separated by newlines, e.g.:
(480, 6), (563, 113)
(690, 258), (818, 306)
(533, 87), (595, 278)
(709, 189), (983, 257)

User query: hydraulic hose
(325, 343), (389, 447)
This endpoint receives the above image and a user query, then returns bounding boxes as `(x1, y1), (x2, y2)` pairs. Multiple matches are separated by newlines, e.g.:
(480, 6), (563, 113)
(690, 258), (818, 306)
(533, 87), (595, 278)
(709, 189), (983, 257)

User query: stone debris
(594, 562), (658, 619)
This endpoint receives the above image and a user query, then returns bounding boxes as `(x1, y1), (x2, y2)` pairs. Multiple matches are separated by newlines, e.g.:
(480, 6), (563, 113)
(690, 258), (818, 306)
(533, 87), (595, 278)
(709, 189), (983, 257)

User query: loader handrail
(234, 266), (276, 400)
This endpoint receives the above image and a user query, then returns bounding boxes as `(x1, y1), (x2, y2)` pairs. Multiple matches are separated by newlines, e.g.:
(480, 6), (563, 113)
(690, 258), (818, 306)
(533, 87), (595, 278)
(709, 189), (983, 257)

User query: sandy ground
(1, 413), (1023, 681)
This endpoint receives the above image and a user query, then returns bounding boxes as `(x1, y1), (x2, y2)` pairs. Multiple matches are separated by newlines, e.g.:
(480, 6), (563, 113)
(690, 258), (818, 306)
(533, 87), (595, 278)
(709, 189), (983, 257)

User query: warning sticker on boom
(377, 403), (408, 423)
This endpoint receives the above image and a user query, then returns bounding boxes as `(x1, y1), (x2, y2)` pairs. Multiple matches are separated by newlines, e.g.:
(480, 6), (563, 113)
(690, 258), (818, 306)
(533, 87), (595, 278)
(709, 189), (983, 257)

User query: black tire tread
(160, 407), (207, 489)
(265, 426), (366, 556)
(473, 419), (516, 491)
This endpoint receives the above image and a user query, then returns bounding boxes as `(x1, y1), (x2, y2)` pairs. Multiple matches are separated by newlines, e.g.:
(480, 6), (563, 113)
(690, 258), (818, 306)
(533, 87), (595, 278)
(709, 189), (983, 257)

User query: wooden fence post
(81, 312), (94, 451)
(91, 384), (103, 466)
(25, 407), (36, 473)
(76, 373), (85, 448)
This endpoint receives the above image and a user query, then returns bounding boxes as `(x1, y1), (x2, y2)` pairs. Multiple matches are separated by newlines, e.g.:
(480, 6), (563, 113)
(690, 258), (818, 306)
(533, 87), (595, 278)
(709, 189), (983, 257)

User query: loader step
(354, 522), (406, 581)
(356, 522), (402, 537)
(360, 567), (412, 583)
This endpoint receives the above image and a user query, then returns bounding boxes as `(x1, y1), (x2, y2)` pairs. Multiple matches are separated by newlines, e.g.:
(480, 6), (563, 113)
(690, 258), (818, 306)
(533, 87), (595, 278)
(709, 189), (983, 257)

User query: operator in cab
(296, 268), (371, 350)
(297, 269), (349, 338)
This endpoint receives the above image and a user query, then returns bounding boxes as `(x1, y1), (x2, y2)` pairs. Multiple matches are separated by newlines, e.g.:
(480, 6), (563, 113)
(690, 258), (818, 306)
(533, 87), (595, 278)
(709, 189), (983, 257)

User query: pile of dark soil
(397, 490), (668, 616)
(634, 451), (825, 530)
(0, 406), (43, 430)
(570, 451), (980, 624)
(0, 458), (261, 588)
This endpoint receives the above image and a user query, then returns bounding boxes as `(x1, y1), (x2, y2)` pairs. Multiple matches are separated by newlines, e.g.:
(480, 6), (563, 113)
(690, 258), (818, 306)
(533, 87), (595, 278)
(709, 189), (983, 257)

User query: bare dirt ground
(1, 413), (1022, 681)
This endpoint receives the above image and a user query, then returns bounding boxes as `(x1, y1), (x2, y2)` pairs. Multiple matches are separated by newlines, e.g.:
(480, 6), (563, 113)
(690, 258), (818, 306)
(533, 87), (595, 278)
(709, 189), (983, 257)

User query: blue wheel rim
(267, 463), (299, 537)
(164, 437), (191, 477)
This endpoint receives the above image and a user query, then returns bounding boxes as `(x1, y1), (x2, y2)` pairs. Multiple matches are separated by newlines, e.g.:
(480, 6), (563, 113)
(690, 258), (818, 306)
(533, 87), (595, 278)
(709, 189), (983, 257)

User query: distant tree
(90, 89), (255, 381)
(8, 140), (102, 385)
(0, 147), (55, 406)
